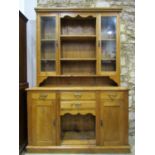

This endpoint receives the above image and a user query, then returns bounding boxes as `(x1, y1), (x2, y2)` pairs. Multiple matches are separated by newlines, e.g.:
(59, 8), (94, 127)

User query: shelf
(44, 75), (99, 77)
(61, 139), (96, 145)
(61, 74), (96, 76)
(102, 58), (116, 61)
(41, 39), (56, 42)
(48, 75), (98, 77)
(38, 74), (118, 78)
(61, 131), (95, 145)
(61, 58), (96, 61)
(41, 59), (56, 61)
(101, 39), (116, 41)
(61, 35), (96, 41)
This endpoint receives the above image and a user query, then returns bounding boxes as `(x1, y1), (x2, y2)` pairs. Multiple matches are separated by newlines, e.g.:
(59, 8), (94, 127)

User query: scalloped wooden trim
(61, 14), (96, 18)
(60, 111), (95, 116)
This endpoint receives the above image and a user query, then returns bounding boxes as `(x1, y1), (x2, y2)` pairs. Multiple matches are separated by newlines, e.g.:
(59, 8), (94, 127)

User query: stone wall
(37, 0), (135, 153)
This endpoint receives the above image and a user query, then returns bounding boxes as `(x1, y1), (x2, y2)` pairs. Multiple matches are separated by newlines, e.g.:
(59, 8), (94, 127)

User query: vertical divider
(57, 14), (61, 75)
(36, 14), (40, 86)
(56, 91), (61, 145)
(96, 14), (101, 75)
(96, 90), (100, 145)
(116, 14), (120, 85)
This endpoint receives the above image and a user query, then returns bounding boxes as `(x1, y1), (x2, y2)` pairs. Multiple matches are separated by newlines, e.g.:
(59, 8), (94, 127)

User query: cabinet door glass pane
(41, 61), (55, 72)
(101, 16), (116, 72)
(41, 17), (56, 39)
(40, 16), (56, 72)
(41, 42), (56, 59)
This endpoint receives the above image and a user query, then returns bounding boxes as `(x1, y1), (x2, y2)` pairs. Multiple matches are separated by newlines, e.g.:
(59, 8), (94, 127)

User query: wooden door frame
(96, 13), (120, 83)
(36, 13), (59, 78)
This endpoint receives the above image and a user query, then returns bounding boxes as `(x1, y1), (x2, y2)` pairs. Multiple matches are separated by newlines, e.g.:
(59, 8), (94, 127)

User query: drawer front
(61, 92), (95, 100)
(31, 92), (56, 100)
(103, 100), (122, 106)
(101, 91), (124, 100)
(61, 101), (95, 109)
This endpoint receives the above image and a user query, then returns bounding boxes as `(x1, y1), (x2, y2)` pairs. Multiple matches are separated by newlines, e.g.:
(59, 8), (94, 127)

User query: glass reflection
(101, 16), (116, 39)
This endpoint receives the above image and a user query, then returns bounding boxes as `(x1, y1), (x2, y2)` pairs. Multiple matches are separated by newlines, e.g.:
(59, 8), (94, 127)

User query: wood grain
(27, 8), (130, 153)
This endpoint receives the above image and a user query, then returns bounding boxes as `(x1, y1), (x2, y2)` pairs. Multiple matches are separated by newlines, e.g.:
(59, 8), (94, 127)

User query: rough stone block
(96, 1), (110, 7)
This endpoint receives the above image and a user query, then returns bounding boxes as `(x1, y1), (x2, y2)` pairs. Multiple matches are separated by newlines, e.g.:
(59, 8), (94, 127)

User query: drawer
(61, 101), (96, 109)
(60, 92), (95, 100)
(103, 100), (122, 106)
(31, 92), (56, 100)
(101, 91), (124, 100)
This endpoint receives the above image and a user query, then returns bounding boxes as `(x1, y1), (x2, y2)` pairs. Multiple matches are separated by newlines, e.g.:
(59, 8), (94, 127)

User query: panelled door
(37, 14), (59, 76)
(97, 14), (120, 76)
(99, 98), (125, 146)
(31, 99), (57, 146)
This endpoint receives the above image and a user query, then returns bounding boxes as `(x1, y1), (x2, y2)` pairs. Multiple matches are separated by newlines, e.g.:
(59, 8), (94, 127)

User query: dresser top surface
(26, 86), (128, 91)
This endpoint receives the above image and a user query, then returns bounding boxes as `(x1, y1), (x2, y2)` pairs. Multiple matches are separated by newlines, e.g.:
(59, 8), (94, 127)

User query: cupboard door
(97, 15), (119, 75)
(38, 15), (59, 76)
(31, 100), (57, 146)
(99, 99), (124, 146)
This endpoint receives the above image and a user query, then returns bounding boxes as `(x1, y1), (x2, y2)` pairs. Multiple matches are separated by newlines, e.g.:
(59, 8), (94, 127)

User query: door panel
(100, 99), (123, 146)
(32, 100), (56, 146)
(101, 16), (116, 73)
(38, 15), (59, 76)
(97, 14), (119, 75)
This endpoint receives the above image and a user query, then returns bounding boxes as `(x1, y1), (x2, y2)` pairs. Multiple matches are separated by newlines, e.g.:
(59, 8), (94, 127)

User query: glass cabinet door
(40, 16), (57, 75)
(100, 16), (116, 72)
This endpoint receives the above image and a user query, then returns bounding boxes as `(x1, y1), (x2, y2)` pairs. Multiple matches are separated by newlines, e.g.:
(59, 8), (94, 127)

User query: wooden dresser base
(27, 145), (130, 153)
(27, 87), (129, 153)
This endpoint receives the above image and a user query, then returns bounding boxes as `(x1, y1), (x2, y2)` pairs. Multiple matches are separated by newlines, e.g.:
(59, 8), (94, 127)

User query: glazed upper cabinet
(36, 10), (120, 86)
(37, 14), (59, 76)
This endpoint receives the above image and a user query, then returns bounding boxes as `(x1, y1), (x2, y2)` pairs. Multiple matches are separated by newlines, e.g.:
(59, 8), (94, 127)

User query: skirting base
(26, 145), (130, 153)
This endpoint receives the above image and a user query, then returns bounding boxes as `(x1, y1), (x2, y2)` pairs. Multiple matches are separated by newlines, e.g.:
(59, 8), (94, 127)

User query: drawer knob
(71, 103), (74, 107)
(108, 94), (117, 100)
(74, 92), (81, 98)
(39, 94), (48, 100)
(75, 103), (81, 108)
